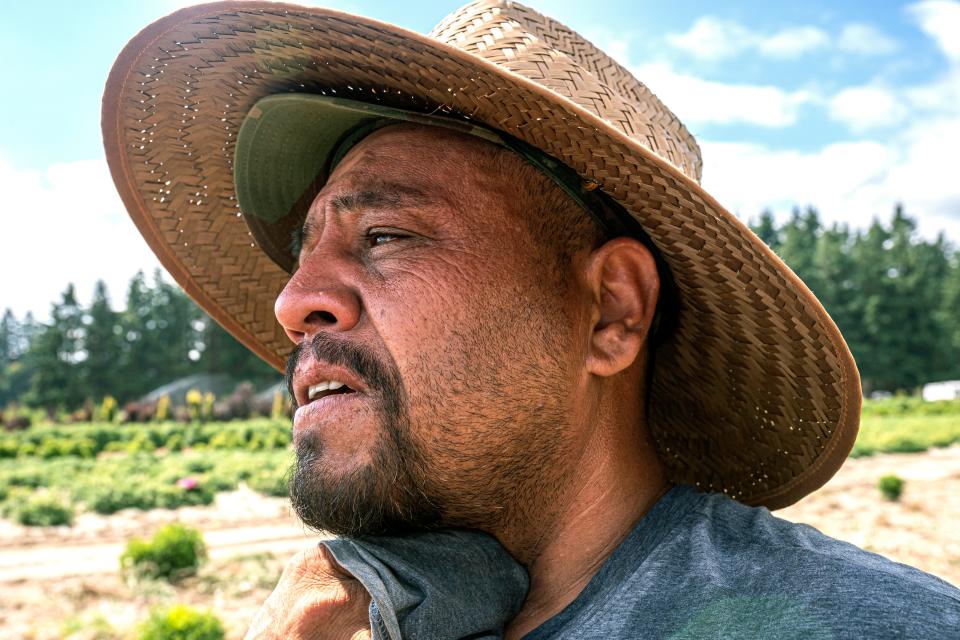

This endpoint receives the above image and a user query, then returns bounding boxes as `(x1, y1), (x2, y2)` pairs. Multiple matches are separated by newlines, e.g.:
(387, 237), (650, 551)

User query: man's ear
(583, 237), (660, 377)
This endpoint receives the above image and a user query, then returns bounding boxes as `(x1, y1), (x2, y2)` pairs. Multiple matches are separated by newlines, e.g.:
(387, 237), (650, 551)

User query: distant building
(922, 380), (960, 402)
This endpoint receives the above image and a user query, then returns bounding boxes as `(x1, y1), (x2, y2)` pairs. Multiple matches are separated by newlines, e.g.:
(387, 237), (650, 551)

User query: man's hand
(245, 544), (373, 640)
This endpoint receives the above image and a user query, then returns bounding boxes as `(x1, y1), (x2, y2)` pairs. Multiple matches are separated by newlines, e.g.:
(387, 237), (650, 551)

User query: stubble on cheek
(397, 265), (580, 531)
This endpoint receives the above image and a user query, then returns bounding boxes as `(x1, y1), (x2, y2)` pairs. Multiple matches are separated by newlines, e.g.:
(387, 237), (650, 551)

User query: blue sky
(2, 0), (959, 318)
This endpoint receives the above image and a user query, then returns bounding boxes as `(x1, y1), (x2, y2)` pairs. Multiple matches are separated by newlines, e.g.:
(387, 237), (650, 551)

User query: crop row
(0, 419), (291, 459)
(0, 448), (293, 524)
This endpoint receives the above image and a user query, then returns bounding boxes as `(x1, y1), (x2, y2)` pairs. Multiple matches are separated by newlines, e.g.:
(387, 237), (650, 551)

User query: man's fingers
(244, 545), (372, 640)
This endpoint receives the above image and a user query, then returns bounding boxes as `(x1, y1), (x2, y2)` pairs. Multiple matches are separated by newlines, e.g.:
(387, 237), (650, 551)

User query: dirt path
(1, 449), (958, 639)
(777, 444), (960, 586)
(0, 523), (322, 582)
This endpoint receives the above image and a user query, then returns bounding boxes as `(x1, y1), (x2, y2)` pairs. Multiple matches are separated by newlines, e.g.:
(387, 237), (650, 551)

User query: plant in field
(156, 394), (171, 422)
(137, 605), (224, 640)
(6, 490), (74, 526)
(121, 522), (207, 581)
(271, 389), (286, 420)
(202, 392), (216, 422)
(60, 612), (115, 639)
(879, 474), (905, 501)
(247, 467), (290, 497)
(97, 395), (118, 423)
(186, 389), (203, 422)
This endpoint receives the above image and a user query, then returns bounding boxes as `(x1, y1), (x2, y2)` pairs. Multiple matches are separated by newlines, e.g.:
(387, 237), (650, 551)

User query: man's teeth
(307, 380), (348, 401)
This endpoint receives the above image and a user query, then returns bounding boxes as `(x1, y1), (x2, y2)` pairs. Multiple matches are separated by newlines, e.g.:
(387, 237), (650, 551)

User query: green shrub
(83, 483), (154, 514)
(247, 468), (289, 497)
(61, 612), (115, 639)
(121, 523), (207, 581)
(166, 433), (185, 451)
(0, 438), (17, 459)
(8, 491), (74, 526)
(879, 474), (905, 501)
(154, 483), (215, 510)
(137, 605), (224, 640)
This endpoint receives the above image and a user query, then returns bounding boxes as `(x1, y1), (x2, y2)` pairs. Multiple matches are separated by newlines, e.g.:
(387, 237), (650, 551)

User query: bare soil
(1, 449), (957, 639)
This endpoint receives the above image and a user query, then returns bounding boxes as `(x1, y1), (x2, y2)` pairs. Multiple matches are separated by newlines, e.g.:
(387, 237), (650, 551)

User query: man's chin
(289, 440), (443, 537)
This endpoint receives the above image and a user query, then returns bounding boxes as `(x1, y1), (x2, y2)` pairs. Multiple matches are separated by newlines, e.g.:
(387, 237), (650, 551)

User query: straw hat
(102, 0), (861, 509)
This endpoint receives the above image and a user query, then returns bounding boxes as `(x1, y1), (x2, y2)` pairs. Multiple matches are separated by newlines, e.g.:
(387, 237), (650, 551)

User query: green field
(852, 397), (960, 456)
(1, 399), (958, 525)
(0, 419), (294, 525)
(853, 414), (960, 457)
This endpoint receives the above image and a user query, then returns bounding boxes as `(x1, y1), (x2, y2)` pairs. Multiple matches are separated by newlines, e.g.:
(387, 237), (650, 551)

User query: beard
(285, 334), (442, 536)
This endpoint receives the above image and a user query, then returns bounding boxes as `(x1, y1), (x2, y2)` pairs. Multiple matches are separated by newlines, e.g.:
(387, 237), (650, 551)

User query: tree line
(1, 204), (958, 411)
(751, 205), (959, 394)
(0, 270), (277, 411)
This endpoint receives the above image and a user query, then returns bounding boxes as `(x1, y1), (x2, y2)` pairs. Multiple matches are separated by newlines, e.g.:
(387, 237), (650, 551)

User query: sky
(2, 0), (959, 319)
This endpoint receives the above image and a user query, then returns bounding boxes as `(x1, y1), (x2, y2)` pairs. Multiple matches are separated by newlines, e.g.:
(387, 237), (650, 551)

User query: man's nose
(274, 259), (362, 343)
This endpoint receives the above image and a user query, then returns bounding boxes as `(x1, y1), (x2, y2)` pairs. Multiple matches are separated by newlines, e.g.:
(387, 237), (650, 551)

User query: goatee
(285, 334), (442, 536)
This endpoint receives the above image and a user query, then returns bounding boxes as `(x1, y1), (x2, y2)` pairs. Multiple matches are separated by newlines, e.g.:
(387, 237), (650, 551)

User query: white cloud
(700, 132), (960, 242)
(666, 17), (752, 60)
(0, 155), (162, 321)
(667, 16), (896, 60)
(641, 5), (960, 241)
(837, 23), (899, 55)
(828, 85), (908, 131)
(756, 26), (830, 58)
(700, 94), (960, 242)
(908, 0), (960, 62)
(635, 62), (816, 127)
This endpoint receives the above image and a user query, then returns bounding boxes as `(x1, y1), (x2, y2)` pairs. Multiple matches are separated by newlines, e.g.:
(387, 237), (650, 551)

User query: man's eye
(366, 231), (405, 247)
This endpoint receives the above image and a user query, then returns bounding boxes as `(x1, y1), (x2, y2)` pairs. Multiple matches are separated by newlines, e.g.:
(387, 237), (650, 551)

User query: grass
(0, 448), (293, 522)
(851, 413), (960, 457)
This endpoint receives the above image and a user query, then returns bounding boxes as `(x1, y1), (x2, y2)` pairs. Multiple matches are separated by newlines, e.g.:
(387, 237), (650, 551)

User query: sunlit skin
(266, 124), (669, 639)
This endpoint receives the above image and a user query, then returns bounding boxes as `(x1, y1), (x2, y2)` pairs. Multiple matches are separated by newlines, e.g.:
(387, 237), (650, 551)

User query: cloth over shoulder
(322, 529), (529, 640)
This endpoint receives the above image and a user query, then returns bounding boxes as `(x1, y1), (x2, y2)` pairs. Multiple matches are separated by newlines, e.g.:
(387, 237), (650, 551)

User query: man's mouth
(307, 380), (357, 402)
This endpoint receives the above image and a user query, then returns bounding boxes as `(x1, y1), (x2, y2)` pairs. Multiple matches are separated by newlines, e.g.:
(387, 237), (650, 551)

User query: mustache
(284, 334), (395, 408)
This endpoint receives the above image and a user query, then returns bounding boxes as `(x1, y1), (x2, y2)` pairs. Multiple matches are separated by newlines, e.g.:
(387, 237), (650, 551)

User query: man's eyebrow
(290, 182), (434, 261)
(328, 182), (433, 215)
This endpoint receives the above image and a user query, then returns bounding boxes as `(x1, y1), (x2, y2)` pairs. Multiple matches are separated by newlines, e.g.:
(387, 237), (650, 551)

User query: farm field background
(1, 398), (958, 639)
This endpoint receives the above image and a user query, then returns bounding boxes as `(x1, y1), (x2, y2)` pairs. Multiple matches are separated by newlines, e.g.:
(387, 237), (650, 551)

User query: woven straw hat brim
(102, 1), (861, 509)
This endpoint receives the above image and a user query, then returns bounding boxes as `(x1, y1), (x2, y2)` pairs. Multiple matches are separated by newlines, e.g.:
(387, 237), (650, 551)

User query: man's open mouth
(307, 380), (357, 402)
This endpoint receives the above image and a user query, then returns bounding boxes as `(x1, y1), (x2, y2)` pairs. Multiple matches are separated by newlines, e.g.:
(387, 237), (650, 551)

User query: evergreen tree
(812, 223), (857, 345)
(82, 281), (125, 402)
(198, 317), (278, 382)
(0, 309), (15, 367)
(940, 251), (960, 379)
(23, 286), (86, 411)
(778, 207), (822, 293)
(118, 270), (163, 400)
(752, 210), (781, 251)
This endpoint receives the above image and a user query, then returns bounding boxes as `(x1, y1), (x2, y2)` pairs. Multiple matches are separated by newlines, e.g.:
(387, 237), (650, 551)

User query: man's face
(276, 124), (590, 537)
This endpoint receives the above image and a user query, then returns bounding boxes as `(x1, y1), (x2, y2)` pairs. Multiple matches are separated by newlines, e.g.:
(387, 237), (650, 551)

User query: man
(103, 1), (959, 638)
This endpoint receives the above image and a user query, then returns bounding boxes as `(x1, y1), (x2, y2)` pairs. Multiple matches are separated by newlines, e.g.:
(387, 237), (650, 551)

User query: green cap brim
(234, 94), (504, 225)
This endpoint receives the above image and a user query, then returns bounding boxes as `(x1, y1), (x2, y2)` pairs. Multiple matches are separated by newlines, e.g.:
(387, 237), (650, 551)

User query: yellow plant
(202, 392), (215, 422)
(271, 389), (286, 420)
(186, 389), (202, 422)
(98, 396), (118, 423)
(156, 394), (171, 422)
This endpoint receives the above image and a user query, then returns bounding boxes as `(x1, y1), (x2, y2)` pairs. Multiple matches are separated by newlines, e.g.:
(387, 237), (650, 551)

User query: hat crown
(429, 0), (703, 183)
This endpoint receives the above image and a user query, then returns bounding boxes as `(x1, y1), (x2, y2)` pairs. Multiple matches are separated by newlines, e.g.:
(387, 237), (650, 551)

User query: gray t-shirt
(327, 484), (959, 639)
(524, 485), (960, 639)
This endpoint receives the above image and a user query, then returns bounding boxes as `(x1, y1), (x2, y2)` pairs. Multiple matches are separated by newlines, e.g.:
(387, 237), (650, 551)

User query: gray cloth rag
(322, 529), (529, 640)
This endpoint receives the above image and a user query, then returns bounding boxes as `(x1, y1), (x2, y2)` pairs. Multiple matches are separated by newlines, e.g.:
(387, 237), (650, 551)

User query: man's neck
(500, 414), (669, 639)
